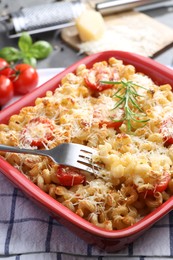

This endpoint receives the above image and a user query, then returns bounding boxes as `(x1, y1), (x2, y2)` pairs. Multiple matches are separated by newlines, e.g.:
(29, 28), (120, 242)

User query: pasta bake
(1, 57), (173, 231)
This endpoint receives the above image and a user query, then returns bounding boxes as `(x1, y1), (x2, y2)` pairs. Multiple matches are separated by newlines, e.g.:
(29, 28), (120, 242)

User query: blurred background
(0, 0), (173, 68)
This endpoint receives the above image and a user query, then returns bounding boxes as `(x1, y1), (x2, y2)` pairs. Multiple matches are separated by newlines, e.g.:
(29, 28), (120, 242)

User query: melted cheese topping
(1, 57), (173, 230)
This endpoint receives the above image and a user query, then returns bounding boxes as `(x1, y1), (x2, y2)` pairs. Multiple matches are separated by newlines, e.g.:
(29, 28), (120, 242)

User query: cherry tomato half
(0, 58), (13, 78)
(99, 120), (123, 129)
(160, 117), (173, 146)
(154, 171), (171, 193)
(84, 66), (119, 91)
(11, 64), (38, 94)
(144, 171), (171, 196)
(57, 166), (85, 186)
(93, 104), (123, 130)
(20, 117), (55, 148)
(0, 75), (14, 106)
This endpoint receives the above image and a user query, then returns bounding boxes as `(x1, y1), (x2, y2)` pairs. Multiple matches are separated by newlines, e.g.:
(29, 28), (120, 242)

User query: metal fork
(0, 143), (100, 174)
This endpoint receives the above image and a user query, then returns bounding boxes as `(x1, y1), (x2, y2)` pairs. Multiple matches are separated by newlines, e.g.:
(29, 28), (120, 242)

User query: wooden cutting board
(61, 11), (173, 57)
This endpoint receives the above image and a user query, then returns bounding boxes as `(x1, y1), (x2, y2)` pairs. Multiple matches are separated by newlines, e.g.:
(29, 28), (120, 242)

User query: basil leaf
(0, 33), (52, 67)
(30, 41), (52, 59)
(23, 56), (37, 67)
(18, 32), (33, 52)
(0, 47), (22, 62)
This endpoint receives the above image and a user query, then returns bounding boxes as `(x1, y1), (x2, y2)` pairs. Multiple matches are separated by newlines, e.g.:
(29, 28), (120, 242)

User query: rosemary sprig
(101, 80), (150, 131)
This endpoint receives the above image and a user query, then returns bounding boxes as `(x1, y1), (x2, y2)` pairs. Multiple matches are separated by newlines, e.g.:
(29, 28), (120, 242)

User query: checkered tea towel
(0, 172), (173, 260)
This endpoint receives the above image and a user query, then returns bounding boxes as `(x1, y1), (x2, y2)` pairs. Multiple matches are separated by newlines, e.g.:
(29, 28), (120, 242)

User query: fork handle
(0, 144), (48, 157)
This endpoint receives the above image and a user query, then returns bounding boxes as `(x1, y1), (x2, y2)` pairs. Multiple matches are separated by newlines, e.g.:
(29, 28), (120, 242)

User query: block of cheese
(75, 10), (105, 42)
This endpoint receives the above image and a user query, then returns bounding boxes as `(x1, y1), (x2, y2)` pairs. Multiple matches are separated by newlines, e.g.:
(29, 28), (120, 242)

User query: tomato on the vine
(0, 58), (13, 78)
(57, 166), (86, 186)
(11, 64), (39, 94)
(0, 75), (14, 106)
(0, 57), (39, 107)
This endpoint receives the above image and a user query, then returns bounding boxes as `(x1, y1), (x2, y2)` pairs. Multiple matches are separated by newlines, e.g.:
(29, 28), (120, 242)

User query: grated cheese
(1, 57), (173, 230)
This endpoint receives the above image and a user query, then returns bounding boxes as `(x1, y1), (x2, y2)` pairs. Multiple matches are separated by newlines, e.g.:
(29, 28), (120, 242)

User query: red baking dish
(0, 50), (173, 252)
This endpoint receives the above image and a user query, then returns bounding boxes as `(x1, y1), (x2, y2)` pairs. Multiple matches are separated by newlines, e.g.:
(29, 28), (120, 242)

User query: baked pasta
(1, 57), (173, 231)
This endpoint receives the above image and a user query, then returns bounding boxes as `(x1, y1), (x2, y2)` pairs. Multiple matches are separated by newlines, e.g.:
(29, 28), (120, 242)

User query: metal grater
(0, 0), (168, 38)
(3, 1), (84, 37)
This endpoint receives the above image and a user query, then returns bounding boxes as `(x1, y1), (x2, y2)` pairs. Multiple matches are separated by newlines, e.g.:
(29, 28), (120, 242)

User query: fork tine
(0, 142), (101, 175)
(78, 145), (101, 172)
(74, 143), (97, 155)
(78, 145), (97, 162)
(77, 154), (101, 172)
(66, 144), (101, 174)
(78, 151), (96, 164)
(73, 160), (101, 174)
(79, 151), (93, 160)
(77, 156), (99, 169)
